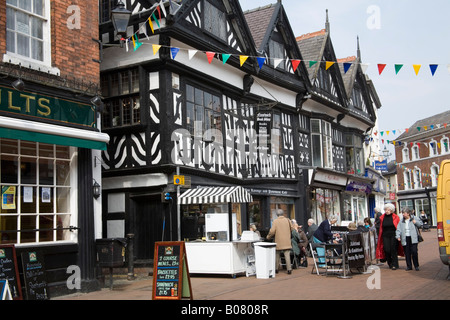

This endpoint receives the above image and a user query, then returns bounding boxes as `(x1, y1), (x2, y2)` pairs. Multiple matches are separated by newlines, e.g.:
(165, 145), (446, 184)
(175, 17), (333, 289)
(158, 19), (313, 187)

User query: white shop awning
(178, 186), (253, 205)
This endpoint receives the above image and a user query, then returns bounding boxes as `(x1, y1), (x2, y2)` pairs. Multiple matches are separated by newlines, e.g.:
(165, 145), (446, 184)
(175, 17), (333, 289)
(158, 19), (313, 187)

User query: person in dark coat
(313, 215), (338, 243)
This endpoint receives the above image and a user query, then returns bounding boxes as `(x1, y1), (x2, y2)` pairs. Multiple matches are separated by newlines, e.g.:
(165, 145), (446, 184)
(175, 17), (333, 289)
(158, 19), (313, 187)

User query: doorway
(129, 195), (165, 262)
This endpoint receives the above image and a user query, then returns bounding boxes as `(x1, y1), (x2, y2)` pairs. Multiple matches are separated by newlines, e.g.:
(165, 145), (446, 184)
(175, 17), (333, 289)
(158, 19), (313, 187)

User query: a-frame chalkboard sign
(152, 241), (193, 300)
(0, 245), (23, 300)
(21, 251), (49, 300)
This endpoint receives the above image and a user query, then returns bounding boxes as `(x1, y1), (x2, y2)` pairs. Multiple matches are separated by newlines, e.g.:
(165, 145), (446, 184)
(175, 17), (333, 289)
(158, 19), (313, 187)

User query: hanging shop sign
(0, 85), (96, 129)
(346, 180), (372, 194)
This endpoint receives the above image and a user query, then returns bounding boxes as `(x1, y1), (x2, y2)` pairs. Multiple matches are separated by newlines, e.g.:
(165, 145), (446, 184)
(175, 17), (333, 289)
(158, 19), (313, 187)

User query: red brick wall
(0, 0), (99, 90)
(395, 134), (449, 189)
(51, 0), (99, 85)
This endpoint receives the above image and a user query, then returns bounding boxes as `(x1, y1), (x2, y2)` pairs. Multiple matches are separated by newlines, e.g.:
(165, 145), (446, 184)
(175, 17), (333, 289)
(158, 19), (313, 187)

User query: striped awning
(178, 186), (253, 205)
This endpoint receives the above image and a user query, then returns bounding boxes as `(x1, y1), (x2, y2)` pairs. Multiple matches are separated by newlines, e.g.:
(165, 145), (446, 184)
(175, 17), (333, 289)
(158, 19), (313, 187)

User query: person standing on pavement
(396, 208), (423, 271)
(376, 203), (403, 270)
(267, 211), (293, 274)
(374, 207), (383, 236)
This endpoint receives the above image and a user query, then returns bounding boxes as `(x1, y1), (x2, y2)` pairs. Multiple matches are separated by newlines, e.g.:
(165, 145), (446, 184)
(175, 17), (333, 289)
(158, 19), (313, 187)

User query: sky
(239, 0), (450, 152)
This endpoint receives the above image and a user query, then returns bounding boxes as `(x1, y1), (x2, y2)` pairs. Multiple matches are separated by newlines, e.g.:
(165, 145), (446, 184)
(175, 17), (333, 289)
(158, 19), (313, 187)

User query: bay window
(345, 134), (364, 175)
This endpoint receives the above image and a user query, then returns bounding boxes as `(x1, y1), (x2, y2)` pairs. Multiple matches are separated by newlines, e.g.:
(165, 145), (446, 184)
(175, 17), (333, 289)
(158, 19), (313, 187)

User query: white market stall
(179, 186), (258, 277)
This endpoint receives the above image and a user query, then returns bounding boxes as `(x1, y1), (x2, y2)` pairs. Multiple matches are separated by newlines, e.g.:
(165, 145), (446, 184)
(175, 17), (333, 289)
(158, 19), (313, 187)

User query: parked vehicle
(437, 160), (450, 280)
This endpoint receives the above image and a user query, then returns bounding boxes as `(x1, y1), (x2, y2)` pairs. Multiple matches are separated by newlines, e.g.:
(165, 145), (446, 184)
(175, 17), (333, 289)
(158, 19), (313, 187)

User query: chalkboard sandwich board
(0, 280), (13, 300)
(152, 241), (193, 300)
(21, 251), (49, 300)
(0, 245), (23, 300)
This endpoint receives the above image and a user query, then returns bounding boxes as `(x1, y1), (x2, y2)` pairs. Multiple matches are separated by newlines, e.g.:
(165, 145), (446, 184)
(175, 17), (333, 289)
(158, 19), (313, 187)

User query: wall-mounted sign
(0, 85), (96, 128)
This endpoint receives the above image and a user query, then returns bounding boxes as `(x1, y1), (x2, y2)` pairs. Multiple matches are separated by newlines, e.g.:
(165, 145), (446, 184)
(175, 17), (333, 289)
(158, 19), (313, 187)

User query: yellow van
(437, 160), (450, 279)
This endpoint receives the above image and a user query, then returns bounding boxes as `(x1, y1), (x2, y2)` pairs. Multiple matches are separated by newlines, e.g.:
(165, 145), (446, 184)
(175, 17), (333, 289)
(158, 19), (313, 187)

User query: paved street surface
(55, 230), (449, 303)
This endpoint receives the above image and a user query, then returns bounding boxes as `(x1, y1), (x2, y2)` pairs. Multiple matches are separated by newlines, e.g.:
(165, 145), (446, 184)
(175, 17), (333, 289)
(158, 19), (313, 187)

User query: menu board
(0, 280), (12, 300)
(21, 251), (49, 300)
(0, 245), (22, 300)
(152, 241), (192, 300)
(346, 233), (366, 269)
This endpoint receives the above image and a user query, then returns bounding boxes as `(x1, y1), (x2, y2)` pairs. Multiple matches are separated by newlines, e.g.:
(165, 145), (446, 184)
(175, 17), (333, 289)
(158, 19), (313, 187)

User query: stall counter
(185, 241), (256, 277)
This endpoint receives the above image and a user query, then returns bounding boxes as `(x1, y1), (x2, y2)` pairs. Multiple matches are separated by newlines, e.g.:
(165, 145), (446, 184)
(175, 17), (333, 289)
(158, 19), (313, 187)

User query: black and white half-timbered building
(297, 16), (383, 226)
(98, 0), (382, 264)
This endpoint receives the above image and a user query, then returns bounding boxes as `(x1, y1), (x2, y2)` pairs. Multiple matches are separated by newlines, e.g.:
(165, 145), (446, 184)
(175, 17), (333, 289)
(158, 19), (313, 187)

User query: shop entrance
(129, 195), (164, 262)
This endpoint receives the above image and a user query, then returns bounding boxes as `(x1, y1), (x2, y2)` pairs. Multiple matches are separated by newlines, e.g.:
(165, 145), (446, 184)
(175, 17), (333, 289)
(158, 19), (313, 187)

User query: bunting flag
(256, 57), (266, 70)
(133, 34), (142, 51)
(240, 55), (249, 67)
(117, 1), (450, 78)
(148, 17), (155, 34)
(395, 64), (403, 74)
(291, 59), (301, 72)
(206, 51), (215, 64)
(170, 47), (180, 60)
(429, 64), (438, 76)
(151, 13), (160, 28)
(343, 62), (352, 74)
(188, 50), (197, 60)
(325, 61), (335, 70)
(377, 64), (386, 75)
(222, 53), (231, 64)
(152, 44), (161, 55)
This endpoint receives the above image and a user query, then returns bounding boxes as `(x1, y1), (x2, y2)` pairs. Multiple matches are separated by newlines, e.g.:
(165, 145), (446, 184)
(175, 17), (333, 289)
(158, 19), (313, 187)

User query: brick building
(0, 0), (108, 298)
(395, 110), (450, 226)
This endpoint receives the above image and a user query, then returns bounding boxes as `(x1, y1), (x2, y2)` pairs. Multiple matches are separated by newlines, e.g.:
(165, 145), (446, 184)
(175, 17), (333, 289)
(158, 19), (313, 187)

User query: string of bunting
(372, 122), (449, 147)
(122, 2), (450, 76)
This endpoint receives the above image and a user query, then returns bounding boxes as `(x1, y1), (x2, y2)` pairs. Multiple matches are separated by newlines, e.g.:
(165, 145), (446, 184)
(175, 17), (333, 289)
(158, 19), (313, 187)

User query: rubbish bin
(254, 242), (276, 279)
(95, 238), (127, 268)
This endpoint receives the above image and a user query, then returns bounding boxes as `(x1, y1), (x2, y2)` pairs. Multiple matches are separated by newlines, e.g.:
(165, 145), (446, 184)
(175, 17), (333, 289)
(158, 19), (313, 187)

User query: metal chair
(310, 242), (326, 275)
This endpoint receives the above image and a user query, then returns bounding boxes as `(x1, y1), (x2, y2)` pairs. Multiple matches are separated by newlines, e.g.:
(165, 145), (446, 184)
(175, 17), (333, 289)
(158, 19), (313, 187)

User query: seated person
(313, 215), (338, 243)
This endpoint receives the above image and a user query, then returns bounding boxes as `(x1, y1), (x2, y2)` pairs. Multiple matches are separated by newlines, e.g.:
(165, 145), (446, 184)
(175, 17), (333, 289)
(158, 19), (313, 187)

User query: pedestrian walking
(376, 203), (403, 270)
(267, 211), (293, 274)
(396, 208), (423, 271)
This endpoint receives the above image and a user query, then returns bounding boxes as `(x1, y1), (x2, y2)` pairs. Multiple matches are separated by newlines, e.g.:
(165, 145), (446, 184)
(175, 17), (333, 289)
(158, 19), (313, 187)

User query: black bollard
(126, 234), (135, 280)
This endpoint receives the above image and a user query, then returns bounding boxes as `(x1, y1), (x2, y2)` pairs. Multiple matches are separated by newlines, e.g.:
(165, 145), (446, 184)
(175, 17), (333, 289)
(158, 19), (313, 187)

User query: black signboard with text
(152, 241), (192, 300)
(0, 245), (23, 300)
(21, 251), (49, 300)
(346, 233), (366, 269)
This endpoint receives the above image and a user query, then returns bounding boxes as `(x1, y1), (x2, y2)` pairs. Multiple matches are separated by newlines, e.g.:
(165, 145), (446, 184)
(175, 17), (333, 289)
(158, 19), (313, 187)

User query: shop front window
(0, 139), (74, 244)
(270, 197), (294, 224)
(414, 198), (432, 225)
(248, 199), (262, 232)
(181, 203), (241, 240)
(312, 188), (340, 224)
(342, 194), (367, 223)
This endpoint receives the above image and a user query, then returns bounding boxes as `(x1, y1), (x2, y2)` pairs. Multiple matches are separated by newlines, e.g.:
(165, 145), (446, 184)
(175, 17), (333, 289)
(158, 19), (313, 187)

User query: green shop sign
(0, 85), (96, 128)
